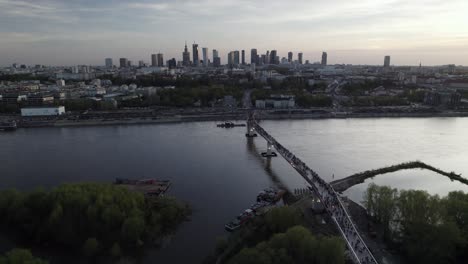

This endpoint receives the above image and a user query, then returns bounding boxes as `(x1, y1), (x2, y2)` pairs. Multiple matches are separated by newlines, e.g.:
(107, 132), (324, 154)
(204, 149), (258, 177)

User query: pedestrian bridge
(246, 116), (378, 264)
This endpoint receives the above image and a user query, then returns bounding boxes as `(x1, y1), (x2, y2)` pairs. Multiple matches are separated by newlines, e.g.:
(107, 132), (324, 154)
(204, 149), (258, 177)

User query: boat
(115, 178), (171, 197)
(0, 121), (17, 131)
(225, 188), (286, 232)
(257, 188), (286, 203)
(217, 122), (246, 128)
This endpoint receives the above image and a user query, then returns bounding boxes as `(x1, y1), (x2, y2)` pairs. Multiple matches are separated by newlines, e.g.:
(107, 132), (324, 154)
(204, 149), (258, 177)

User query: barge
(115, 178), (171, 197)
(217, 122), (246, 128)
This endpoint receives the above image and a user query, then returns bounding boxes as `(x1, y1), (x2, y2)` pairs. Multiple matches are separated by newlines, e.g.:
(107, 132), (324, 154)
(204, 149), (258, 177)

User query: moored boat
(0, 121), (17, 131)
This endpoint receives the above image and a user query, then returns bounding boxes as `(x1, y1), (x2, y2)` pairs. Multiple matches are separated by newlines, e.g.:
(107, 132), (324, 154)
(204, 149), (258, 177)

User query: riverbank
(12, 109), (468, 129)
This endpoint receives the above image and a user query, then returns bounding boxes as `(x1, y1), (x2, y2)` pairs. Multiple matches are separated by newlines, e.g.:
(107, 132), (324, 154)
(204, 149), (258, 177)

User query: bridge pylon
(245, 110), (257, 137)
(261, 141), (277, 157)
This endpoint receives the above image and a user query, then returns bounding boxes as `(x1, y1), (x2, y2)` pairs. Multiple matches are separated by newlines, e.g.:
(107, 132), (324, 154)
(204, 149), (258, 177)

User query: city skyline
(1, 0), (468, 66)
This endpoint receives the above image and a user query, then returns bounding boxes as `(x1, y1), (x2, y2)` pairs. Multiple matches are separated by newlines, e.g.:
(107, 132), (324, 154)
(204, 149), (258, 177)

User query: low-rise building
(21, 106), (66, 116)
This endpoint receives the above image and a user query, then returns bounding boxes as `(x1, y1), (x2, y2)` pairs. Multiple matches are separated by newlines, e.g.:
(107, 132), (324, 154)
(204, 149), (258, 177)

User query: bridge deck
(252, 121), (378, 264)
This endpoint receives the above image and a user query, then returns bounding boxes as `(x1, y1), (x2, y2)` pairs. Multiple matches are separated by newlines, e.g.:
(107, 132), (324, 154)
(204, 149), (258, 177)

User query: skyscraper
(228, 51), (240, 66)
(384, 55), (391, 67)
(250, 49), (258, 65)
(270, 50), (278, 64)
(151, 54), (157, 67)
(213, 49), (220, 67)
(119, 58), (128, 68)
(182, 42), (191, 66)
(202, 47), (208, 66)
(288, 52), (293, 62)
(266, 50), (270, 64)
(192, 43), (199, 66)
(321, 52), (327, 66)
(105, 58), (113, 68)
(157, 53), (164, 67)
(298, 52), (303, 64)
(138, 60), (145, 67)
(241, 50), (245, 65)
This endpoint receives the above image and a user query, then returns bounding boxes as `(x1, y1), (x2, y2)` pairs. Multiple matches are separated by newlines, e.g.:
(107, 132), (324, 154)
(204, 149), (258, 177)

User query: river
(1, 117), (468, 263)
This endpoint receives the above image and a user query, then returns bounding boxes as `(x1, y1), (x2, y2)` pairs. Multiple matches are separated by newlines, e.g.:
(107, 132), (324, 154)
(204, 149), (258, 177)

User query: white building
(21, 106), (66, 117)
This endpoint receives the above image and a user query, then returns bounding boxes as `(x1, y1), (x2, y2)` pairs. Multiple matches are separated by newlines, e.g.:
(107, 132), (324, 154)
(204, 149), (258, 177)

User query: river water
(1, 118), (468, 263)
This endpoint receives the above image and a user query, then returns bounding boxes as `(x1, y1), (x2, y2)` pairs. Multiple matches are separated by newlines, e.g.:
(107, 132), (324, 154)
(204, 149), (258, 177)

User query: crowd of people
(252, 121), (377, 264)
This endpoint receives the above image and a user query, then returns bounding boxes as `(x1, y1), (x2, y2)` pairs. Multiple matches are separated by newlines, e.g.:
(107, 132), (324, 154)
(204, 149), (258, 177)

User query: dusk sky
(1, 0), (467, 66)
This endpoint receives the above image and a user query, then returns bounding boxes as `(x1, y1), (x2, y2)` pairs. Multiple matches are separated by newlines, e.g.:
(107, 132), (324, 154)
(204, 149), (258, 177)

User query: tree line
(364, 183), (468, 263)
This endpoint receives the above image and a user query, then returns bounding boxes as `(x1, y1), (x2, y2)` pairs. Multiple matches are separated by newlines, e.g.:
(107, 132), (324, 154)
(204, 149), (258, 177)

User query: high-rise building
(321, 52), (327, 66)
(127, 60), (132, 67)
(192, 43), (199, 66)
(213, 49), (220, 67)
(182, 42), (191, 66)
(138, 60), (145, 67)
(288, 52), (293, 62)
(250, 49), (258, 65)
(384, 55), (391, 67)
(270, 50), (278, 64)
(241, 50), (245, 65)
(213, 57), (221, 67)
(298, 52), (303, 64)
(119, 58), (128, 68)
(105, 58), (113, 68)
(228, 51), (240, 66)
(167, 58), (176, 69)
(151, 54), (157, 67)
(266, 50), (270, 64)
(157, 53), (164, 67)
(202, 47), (208, 66)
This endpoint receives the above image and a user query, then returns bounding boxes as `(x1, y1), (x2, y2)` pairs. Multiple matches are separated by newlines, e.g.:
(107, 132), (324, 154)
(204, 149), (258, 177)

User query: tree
(110, 243), (122, 258)
(82, 237), (100, 257)
(121, 217), (145, 245)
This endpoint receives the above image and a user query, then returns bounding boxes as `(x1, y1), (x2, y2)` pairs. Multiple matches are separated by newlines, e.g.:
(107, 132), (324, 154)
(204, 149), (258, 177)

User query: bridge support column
(261, 141), (277, 157)
(245, 122), (257, 137)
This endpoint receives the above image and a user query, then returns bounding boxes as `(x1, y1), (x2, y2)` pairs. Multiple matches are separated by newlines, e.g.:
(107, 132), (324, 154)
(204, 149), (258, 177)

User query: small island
(0, 182), (190, 261)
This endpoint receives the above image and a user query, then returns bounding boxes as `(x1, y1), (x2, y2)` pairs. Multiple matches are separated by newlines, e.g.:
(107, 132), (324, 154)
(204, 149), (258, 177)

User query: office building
(250, 49), (258, 65)
(298, 52), (303, 64)
(384, 55), (391, 67)
(138, 60), (145, 67)
(321, 52), (327, 66)
(105, 58), (113, 68)
(119, 58), (128, 68)
(127, 60), (132, 67)
(228, 51), (240, 66)
(288, 52), (293, 62)
(270, 50), (278, 64)
(241, 50), (245, 65)
(157, 53), (164, 67)
(213, 57), (221, 67)
(213, 49), (219, 60)
(192, 43), (199, 66)
(151, 54), (157, 67)
(202, 47), (208, 66)
(167, 58), (176, 69)
(266, 50), (270, 64)
(182, 42), (191, 66)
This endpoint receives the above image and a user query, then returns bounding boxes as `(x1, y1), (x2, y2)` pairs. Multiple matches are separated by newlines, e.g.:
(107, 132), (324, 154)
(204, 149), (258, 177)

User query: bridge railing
(252, 121), (378, 264)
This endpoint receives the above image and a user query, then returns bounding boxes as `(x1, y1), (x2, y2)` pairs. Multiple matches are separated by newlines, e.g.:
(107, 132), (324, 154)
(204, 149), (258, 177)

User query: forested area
(0, 183), (190, 258)
(364, 183), (468, 263)
(208, 206), (345, 264)
(227, 226), (344, 264)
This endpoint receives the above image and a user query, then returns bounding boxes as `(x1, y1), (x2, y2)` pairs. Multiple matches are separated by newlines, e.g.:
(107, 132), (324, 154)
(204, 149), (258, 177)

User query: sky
(0, 0), (467, 66)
